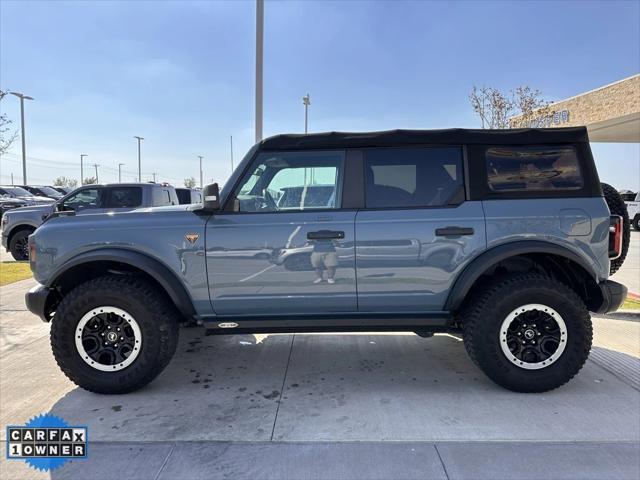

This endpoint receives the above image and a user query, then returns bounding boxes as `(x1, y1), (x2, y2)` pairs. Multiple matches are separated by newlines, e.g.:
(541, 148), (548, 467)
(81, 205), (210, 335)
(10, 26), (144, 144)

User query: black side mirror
(196, 183), (220, 213)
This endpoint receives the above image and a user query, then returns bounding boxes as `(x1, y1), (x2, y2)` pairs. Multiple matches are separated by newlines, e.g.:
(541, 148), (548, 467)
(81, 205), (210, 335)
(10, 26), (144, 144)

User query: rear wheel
(51, 275), (179, 394)
(461, 273), (592, 392)
(9, 229), (31, 261)
(633, 215), (640, 232)
(601, 183), (630, 274)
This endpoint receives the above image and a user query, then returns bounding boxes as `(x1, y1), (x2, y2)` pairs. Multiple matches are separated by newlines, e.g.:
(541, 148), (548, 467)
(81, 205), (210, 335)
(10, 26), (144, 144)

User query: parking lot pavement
(1, 280), (639, 479)
(612, 230), (640, 295)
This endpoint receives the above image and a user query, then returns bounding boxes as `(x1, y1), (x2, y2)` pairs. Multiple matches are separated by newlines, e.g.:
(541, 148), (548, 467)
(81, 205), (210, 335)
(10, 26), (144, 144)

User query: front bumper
(593, 280), (628, 314)
(25, 283), (54, 322)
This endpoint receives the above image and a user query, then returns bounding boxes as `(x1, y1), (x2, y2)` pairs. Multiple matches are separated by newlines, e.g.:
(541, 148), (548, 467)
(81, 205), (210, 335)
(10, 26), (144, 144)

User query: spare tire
(602, 183), (630, 274)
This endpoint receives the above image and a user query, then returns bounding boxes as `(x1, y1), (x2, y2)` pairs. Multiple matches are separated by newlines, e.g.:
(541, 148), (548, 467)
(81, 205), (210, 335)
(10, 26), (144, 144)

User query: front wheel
(50, 275), (179, 394)
(461, 273), (592, 392)
(9, 229), (31, 261)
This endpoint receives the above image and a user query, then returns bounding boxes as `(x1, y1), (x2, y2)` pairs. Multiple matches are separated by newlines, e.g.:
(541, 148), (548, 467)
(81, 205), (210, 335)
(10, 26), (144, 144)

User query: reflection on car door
(206, 149), (357, 316)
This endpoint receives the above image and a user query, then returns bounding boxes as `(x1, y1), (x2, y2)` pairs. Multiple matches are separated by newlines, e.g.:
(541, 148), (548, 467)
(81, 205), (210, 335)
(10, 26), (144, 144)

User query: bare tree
(83, 176), (97, 185)
(53, 176), (78, 188)
(184, 177), (196, 188)
(0, 90), (18, 155)
(470, 85), (550, 129)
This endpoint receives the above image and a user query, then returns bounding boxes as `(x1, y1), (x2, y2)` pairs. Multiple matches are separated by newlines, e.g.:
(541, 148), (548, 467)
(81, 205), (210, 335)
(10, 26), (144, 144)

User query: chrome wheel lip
(75, 306), (142, 372)
(499, 303), (567, 370)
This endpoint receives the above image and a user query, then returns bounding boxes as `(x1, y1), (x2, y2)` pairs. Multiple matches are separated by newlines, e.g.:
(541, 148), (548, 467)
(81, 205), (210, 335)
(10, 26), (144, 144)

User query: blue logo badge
(6, 413), (88, 472)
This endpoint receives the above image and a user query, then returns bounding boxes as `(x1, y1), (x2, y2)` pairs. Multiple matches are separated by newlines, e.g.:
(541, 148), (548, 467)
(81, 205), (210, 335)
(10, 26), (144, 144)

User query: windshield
(38, 186), (63, 196)
(1, 186), (33, 197)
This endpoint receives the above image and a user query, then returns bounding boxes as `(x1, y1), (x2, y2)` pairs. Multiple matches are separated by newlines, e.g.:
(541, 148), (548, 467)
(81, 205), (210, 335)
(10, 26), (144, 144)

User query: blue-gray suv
(25, 128), (629, 394)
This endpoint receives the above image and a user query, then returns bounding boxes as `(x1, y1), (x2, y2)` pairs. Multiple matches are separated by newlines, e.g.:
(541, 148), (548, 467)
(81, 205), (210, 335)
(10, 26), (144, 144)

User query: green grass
(0, 262), (32, 286)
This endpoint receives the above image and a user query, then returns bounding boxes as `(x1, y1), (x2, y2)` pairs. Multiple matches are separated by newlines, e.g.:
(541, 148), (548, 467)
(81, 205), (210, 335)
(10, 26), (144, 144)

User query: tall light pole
(80, 154), (88, 185)
(133, 136), (144, 182)
(9, 92), (34, 184)
(152, 172), (157, 183)
(302, 94), (311, 134)
(93, 164), (100, 183)
(118, 163), (125, 183)
(255, 0), (264, 143)
(230, 135), (234, 173)
(198, 155), (204, 188)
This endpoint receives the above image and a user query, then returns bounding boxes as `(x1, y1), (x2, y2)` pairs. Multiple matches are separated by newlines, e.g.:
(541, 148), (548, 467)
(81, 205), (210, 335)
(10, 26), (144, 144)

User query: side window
(485, 145), (583, 192)
(364, 148), (463, 208)
(103, 187), (143, 208)
(233, 150), (344, 212)
(62, 188), (102, 211)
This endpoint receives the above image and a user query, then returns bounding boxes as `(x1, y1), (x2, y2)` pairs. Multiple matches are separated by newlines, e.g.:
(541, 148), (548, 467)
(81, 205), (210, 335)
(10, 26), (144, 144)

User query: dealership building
(512, 74), (639, 143)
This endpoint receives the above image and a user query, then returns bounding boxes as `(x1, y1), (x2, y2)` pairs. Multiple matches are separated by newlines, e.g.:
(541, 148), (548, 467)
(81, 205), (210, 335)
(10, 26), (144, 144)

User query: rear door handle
(435, 227), (475, 237)
(307, 230), (345, 240)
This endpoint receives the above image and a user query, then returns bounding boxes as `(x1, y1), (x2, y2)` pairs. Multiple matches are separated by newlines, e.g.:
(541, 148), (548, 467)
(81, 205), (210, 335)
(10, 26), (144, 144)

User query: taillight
(608, 215), (623, 259)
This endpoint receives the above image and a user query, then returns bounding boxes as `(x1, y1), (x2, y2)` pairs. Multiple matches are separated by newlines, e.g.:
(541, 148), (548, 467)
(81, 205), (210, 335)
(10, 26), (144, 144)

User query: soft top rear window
(486, 145), (583, 192)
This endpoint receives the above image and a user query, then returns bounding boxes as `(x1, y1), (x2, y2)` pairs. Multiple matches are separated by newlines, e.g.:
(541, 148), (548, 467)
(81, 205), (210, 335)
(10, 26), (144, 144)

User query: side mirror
(196, 183), (220, 213)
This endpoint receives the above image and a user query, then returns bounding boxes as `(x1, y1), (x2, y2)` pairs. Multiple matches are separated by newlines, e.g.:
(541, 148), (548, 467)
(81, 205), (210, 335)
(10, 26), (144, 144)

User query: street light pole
(152, 172), (157, 183)
(302, 94), (311, 134)
(93, 164), (100, 183)
(80, 154), (88, 185)
(133, 136), (144, 182)
(198, 155), (204, 188)
(230, 135), (234, 173)
(255, 0), (264, 143)
(118, 163), (125, 183)
(9, 92), (34, 184)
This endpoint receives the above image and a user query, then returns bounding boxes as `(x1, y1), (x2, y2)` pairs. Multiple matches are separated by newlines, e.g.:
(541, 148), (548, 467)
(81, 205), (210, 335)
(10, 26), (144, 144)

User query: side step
(202, 313), (453, 335)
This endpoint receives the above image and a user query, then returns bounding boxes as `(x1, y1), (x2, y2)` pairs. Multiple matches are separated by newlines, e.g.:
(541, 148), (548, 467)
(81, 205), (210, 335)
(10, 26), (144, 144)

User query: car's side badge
(185, 233), (199, 244)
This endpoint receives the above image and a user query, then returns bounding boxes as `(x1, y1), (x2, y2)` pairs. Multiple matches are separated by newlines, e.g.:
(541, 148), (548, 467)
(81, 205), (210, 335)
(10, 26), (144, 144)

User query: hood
(0, 197), (28, 206)
(6, 204), (55, 215)
(19, 195), (55, 204)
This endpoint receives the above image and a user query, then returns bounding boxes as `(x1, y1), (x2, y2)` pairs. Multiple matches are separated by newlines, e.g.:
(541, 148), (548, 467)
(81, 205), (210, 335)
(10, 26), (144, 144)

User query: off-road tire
(633, 215), (640, 232)
(601, 182), (630, 274)
(50, 275), (180, 394)
(461, 273), (592, 393)
(9, 229), (31, 261)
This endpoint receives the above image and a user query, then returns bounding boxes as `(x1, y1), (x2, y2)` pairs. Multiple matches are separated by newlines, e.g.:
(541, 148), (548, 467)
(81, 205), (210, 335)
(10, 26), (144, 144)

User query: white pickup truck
(625, 192), (639, 230)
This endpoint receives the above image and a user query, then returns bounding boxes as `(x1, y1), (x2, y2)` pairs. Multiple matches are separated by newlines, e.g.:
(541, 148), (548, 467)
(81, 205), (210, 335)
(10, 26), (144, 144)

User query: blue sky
(1, 0), (639, 189)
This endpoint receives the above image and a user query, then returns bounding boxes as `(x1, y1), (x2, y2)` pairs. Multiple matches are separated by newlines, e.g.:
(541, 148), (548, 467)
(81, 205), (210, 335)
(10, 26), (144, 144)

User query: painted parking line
(239, 264), (277, 283)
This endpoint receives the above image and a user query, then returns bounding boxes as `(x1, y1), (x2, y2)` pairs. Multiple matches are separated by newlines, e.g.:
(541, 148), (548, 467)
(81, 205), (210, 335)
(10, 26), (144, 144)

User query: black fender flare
(444, 240), (598, 311)
(48, 248), (196, 318)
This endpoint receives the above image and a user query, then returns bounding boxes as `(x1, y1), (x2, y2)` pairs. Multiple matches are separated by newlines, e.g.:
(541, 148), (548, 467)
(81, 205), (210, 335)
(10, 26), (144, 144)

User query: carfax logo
(6, 413), (88, 472)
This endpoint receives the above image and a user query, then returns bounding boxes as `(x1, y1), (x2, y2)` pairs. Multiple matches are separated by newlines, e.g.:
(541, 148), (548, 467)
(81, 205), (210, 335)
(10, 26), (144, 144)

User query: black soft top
(259, 127), (589, 150)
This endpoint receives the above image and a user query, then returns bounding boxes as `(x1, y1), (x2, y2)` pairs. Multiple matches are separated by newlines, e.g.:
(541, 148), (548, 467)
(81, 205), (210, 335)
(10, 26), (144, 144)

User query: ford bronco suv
(25, 127), (629, 394)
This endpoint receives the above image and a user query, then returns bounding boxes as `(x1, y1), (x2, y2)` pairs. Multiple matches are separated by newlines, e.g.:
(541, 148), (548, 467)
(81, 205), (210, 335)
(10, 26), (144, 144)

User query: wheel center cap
(106, 332), (118, 342)
(524, 329), (535, 340)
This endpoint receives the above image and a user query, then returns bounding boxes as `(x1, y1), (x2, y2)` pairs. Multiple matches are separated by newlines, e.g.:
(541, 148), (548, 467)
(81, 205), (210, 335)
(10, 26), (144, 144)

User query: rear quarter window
(486, 145), (583, 192)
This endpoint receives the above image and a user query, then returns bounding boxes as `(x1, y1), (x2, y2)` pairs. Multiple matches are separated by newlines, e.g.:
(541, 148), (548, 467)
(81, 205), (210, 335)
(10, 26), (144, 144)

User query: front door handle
(307, 230), (345, 240)
(435, 226), (474, 237)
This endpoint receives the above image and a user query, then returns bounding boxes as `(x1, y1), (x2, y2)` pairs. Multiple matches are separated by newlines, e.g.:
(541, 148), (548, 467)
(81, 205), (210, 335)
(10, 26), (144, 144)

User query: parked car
(175, 188), (202, 205)
(26, 127), (629, 395)
(52, 186), (75, 195)
(624, 191), (640, 230)
(0, 195), (28, 219)
(2, 183), (179, 260)
(0, 186), (56, 206)
(18, 185), (64, 200)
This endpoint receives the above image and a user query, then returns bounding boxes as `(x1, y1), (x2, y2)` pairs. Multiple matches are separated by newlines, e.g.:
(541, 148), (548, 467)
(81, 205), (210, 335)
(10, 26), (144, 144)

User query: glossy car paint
(30, 206), (212, 315)
(482, 197), (611, 281)
(355, 202), (486, 311)
(205, 211), (357, 315)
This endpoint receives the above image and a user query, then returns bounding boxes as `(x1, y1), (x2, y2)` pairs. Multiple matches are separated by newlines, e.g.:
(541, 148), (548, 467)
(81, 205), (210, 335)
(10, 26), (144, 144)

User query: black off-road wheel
(601, 182), (630, 274)
(632, 215), (640, 232)
(461, 273), (592, 393)
(50, 275), (180, 394)
(9, 229), (31, 261)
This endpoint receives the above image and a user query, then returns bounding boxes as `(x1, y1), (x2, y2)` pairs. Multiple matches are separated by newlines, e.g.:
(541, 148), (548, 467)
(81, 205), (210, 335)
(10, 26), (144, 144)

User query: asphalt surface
(0, 232), (638, 479)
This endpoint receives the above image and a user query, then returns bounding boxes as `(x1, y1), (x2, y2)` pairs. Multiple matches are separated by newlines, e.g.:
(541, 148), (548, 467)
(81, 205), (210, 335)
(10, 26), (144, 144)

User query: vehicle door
(206, 149), (357, 316)
(355, 146), (486, 312)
